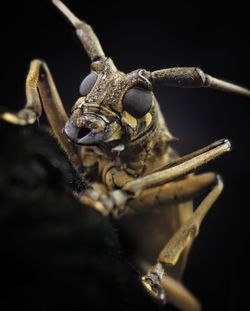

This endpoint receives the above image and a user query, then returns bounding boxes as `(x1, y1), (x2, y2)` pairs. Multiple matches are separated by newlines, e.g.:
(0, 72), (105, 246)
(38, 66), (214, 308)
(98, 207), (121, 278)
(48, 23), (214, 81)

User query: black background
(1, 1), (250, 310)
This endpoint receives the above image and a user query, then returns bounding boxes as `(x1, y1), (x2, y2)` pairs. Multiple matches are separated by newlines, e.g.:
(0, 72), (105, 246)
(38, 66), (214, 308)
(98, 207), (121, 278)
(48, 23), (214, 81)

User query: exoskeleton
(1, 1), (250, 310)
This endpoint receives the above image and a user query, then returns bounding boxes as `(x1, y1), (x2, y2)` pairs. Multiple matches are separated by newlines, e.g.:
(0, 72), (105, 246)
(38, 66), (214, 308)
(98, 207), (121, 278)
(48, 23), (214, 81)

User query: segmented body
(79, 97), (192, 279)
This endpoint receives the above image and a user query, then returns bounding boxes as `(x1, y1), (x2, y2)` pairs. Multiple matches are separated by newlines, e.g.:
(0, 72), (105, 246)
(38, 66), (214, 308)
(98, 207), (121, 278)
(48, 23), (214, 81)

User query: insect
(1, 1), (249, 310)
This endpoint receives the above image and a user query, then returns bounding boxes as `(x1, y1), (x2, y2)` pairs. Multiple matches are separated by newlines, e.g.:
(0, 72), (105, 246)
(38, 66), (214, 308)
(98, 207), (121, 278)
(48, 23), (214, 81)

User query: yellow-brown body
(78, 97), (192, 280)
(2, 1), (249, 310)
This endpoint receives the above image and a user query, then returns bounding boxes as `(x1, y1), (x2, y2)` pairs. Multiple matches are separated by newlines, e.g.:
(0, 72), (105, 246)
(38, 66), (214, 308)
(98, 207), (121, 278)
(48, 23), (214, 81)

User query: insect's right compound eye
(123, 87), (153, 119)
(79, 72), (98, 96)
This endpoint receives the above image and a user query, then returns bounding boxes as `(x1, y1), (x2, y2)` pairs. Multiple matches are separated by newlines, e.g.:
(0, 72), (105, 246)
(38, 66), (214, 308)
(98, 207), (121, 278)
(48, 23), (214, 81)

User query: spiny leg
(148, 67), (250, 98)
(141, 176), (223, 310)
(52, 0), (105, 61)
(0, 59), (81, 169)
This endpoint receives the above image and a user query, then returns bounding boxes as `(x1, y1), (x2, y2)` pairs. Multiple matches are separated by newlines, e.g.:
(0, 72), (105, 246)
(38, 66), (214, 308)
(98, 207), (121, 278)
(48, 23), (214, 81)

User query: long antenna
(52, 0), (105, 61)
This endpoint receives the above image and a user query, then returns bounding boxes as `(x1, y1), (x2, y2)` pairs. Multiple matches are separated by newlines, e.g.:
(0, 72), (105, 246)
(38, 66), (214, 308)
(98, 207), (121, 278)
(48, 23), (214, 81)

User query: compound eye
(79, 72), (98, 96)
(122, 87), (153, 118)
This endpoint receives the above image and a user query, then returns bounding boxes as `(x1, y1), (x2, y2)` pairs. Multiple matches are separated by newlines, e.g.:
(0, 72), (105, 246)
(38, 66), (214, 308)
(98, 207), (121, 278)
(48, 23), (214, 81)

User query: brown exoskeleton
(1, 1), (250, 310)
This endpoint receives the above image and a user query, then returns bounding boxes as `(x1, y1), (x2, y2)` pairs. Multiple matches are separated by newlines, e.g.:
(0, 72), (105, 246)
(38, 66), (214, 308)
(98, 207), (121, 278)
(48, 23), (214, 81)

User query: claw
(141, 263), (167, 304)
(142, 275), (167, 304)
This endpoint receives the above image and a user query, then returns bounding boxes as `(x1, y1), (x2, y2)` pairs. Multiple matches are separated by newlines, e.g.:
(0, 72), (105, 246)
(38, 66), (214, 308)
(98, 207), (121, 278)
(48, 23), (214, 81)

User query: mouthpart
(64, 116), (106, 145)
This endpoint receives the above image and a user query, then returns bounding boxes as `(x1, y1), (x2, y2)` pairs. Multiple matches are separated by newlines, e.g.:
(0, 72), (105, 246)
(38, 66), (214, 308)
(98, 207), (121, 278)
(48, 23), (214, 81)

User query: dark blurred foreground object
(0, 123), (158, 311)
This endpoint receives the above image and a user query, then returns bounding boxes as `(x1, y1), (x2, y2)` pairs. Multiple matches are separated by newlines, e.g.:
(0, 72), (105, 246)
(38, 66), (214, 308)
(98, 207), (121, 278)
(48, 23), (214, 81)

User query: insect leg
(159, 177), (223, 266)
(122, 138), (230, 194)
(126, 172), (217, 212)
(77, 172), (218, 219)
(76, 144), (224, 217)
(160, 269), (201, 311)
(76, 141), (226, 217)
(0, 59), (81, 169)
(149, 67), (250, 97)
(79, 183), (116, 216)
(141, 175), (223, 308)
(159, 175), (223, 265)
(142, 262), (201, 311)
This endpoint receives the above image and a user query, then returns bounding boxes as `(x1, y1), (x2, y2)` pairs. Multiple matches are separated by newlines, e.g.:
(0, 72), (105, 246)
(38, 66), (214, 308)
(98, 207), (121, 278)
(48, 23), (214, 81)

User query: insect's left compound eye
(79, 72), (98, 96)
(122, 87), (153, 118)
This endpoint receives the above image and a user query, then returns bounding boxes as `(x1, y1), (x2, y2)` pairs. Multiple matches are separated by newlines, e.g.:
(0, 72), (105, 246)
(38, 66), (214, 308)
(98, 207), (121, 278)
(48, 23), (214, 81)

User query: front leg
(0, 59), (81, 169)
(77, 171), (218, 219)
(77, 139), (231, 217)
(78, 182), (122, 216)
(78, 168), (133, 217)
(123, 139), (231, 194)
